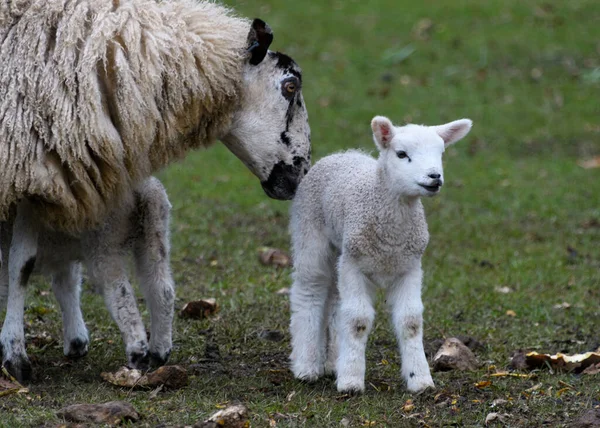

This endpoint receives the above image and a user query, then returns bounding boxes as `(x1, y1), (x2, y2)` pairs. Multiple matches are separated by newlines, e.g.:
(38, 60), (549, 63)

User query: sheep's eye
(397, 151), (408, 159)
(284, 81), (296, 93)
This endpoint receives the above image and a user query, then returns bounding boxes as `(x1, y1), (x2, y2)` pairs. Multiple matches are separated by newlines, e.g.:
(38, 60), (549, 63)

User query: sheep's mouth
(419, 183), (442, 193)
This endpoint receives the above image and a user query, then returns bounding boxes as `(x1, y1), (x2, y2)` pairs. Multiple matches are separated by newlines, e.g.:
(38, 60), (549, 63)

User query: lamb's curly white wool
(0, 177), (174, 382)
(289, 115), (472, 393)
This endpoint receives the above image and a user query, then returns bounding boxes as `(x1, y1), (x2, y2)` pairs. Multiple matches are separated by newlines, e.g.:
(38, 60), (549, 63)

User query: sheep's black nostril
(428, 173), (441, 179)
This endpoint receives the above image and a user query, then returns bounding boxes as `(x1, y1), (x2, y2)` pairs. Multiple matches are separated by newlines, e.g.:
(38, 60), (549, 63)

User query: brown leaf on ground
(571, 409), (600, 428)
(101, 365), (188, 389)
(258, 247), (292, 268)
(57, 401), (139, 425)
(433, 337), (479, 372)
(179, 298), (219, 319)
(578, 156), (600, 169)
(485, 412), (511, 425)
(524, 351), (600, 374)
(194, 403), (249, 428)
(0, 367), (28, 397)
(145, 365), (188, 389)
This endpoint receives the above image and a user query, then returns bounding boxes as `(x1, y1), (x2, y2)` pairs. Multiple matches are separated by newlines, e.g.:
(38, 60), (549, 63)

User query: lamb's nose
(428, 173), (441, 179)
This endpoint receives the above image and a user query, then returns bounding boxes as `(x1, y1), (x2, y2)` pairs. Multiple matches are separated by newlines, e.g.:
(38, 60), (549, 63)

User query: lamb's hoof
(292, 364), (323, 382)
(406, 377), (435, 394)
(3, 355), (32, 383)
(127, 351), (150, 371)
(336, 379), (365, 395)
(149, 349), (171, 368)
(66, 337), (89, 359)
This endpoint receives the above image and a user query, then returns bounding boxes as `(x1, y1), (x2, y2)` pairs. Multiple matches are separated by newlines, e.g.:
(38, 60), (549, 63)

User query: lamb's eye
(397, 151), (408, 159)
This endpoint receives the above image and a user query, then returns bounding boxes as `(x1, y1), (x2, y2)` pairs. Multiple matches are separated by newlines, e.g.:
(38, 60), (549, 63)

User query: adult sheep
(0, 0), (311, 232)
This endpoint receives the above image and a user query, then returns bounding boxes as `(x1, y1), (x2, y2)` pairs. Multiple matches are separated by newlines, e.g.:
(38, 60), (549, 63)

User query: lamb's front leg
(51, 262), (89, 358)
(388, 265), (434, 393)
(336, 256), (375, 394)
(0, 202), (38, 382)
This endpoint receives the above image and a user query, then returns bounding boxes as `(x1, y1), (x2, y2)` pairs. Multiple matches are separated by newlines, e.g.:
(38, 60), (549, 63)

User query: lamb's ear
(247, 19), (273, 65)
(434, 119), (473, 146)
(371, 116), (395, 150)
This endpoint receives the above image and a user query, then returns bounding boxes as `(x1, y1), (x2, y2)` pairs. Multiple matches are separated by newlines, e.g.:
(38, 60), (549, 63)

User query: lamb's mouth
(419, 183), (442, 193)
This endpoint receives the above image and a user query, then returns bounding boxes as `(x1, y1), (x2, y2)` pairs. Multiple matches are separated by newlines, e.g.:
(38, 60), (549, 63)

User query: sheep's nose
(428, 173), (441, 179)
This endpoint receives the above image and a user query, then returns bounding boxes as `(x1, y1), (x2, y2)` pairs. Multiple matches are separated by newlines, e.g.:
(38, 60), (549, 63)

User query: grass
(2, 0), (600, 426)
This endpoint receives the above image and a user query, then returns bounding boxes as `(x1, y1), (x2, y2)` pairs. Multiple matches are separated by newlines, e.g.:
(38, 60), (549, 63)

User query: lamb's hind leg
(290, 233), (335, 381)
(87, 252), (149, 369)
(51, 262), (89, 358)
(133, 178), (175, 367)
(388, 266), (434, 393)
(335, 255), (375, 394)
(0, 201), (38, 382)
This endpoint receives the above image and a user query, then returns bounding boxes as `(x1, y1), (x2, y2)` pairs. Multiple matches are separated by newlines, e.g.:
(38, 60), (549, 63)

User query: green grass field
(2, 0), (600, 426)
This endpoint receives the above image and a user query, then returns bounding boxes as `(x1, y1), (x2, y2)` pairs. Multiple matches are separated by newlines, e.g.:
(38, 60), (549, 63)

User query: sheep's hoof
(149, 350), (171, 368)
(66, 337), (89, 359)
(3, 355), (32, 383)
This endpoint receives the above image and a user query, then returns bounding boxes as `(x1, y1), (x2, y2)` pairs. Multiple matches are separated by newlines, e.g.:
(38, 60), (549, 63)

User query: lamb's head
(371, 116), (472, 198)
(221, 19), (311, 201)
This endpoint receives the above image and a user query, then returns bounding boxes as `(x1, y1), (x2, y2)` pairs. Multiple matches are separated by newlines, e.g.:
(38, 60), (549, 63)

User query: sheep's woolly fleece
(0, 0), (249, 232)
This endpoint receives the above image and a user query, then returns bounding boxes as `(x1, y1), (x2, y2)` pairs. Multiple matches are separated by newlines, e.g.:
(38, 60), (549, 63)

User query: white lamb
(289, 115), (472, 393)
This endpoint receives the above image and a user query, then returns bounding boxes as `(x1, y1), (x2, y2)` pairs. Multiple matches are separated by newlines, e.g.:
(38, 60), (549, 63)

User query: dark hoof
(149, 350), (171, 368)
(3, 356), (32, 383)
(66, 338), (89, 359)
(128, 351), (150, 371)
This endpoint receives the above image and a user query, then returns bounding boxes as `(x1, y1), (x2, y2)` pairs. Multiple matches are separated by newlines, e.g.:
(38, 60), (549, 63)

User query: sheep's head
(220, 19), (311, 201)
(371, 116), (472, 198)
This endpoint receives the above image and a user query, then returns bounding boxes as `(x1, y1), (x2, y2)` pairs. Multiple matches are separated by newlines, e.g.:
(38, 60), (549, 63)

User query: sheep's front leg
(388, 265), (434, 393)
(87, 255), (149, 369)
(336, 256), (375, 394)
(0, 202), (38, 382)
(51, 262), (89, 358)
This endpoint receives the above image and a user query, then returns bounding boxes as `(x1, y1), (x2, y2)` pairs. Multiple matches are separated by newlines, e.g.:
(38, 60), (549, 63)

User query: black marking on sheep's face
(261, 156), (308, 200)
(280, 131), (291, 146)
(270, 52), (302, 81)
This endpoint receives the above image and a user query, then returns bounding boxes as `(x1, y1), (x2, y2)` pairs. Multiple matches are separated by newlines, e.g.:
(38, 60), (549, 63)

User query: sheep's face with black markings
(221, 20), (311, 200)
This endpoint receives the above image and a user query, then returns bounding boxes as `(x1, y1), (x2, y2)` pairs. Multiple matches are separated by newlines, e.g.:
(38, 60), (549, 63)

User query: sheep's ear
(434, 119), (473, 146)
(371, 116), (395, 150)
(247, 19), (273, 65)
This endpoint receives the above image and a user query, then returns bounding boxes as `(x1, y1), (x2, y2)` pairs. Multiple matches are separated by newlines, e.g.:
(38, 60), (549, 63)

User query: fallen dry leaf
(433, 337), (479, 372)
(485, 412), (511, 425)
(195, 403), (249, 428)
(57, 401), (139, 425)
(489, 371), (536, 379)
(179, 298), (219, 320)
(275, 287), (290, 295)
(524, 351), (600, 374)
(553, 302), (571, 309)
(101, 365), (188, 389)
(0, 366), (28, 397)
(495, 286), (513, 294)
(475, 380), (492, 389)
(505, 310), (517, 317)
(578, 156), (600, 169)
(402, 399), (415, 413)
(258, 247), (292, 268)
(582, 362), (600, 375)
